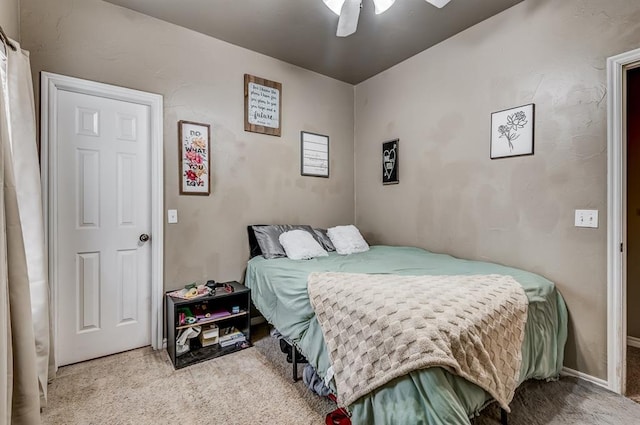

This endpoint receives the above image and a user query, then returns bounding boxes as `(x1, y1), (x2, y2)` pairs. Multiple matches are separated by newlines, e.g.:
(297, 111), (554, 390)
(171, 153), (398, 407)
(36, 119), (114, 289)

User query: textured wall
(628, 68), (640, 339)
(21, 0), (355, 288)
(354, 0), (640, 379)
(0, 0), (19, 41)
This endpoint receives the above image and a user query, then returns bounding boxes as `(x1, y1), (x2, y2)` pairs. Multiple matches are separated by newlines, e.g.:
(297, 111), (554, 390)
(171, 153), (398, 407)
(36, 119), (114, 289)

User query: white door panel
(56, 90), (151, 365)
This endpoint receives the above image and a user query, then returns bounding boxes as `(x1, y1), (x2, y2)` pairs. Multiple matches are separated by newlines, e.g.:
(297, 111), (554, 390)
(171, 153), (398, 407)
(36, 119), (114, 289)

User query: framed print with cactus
(490, 103), (534, 159)
(179, 120), (211, 195)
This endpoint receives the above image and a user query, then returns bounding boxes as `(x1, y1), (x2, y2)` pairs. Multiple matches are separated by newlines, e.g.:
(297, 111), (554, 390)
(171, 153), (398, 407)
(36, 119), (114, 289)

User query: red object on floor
(325, 395), (351, 425)
(325, 408), (351, 425)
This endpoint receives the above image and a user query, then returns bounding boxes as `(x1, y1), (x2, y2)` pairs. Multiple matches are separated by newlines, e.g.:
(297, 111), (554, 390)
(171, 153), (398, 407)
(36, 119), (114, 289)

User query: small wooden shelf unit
(166, 281), (251, 369)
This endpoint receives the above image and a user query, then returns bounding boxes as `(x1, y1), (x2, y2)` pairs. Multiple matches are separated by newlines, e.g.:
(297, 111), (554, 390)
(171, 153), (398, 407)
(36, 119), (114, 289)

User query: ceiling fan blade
(425, 0), (451, 8)
(337, 0), (362, 37)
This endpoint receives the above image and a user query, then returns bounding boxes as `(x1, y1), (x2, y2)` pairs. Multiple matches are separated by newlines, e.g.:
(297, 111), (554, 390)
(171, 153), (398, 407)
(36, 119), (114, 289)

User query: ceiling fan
(323, 0), (451, 37)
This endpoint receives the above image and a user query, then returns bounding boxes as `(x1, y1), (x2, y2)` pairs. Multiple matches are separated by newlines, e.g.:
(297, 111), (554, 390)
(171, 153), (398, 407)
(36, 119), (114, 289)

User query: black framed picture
(382, 139), (399, 185)
(490, 103), (535, 159)
(300, 131), (329, 178)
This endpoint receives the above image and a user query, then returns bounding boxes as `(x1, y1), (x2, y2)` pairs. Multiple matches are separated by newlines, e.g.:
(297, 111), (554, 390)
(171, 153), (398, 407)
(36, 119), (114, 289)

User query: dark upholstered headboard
(247, 225), (263, 258)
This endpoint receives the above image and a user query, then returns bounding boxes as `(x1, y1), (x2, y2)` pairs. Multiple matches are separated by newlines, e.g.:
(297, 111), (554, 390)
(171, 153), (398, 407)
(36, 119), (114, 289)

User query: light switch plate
(575, 209), (598, 228)
(167, 209), (178, 224)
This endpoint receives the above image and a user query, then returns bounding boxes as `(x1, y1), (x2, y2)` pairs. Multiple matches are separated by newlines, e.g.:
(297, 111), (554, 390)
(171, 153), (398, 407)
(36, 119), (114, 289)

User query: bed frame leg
(292, 344), (299, 382)
(500, 408), (508, 425)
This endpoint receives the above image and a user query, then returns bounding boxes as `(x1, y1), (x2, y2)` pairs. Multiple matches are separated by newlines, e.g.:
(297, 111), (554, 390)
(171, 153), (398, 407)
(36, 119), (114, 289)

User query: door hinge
(621, 243), (624, 253)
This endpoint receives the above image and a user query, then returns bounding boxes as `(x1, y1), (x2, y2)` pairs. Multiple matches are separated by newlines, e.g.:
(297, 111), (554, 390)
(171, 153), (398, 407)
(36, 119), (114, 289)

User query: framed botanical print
(490, 103), (535, 159)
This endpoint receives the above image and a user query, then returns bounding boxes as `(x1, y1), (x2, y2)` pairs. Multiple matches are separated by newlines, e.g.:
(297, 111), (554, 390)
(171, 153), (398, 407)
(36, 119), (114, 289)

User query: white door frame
(40, 72), (164, 358)
(607, 47), (640, 394)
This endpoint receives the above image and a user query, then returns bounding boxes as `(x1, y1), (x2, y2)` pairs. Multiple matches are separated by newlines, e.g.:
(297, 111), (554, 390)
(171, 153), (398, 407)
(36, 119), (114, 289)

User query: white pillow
(327, 225), (369, 255)
(279, 230), (328, 260)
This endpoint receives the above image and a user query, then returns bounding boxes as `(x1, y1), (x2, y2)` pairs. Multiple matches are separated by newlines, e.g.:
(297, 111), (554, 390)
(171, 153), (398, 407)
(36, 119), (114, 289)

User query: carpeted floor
(627, 345), (640, 404)
(42, 328), (640, 424)
(42, 342), (323, 424)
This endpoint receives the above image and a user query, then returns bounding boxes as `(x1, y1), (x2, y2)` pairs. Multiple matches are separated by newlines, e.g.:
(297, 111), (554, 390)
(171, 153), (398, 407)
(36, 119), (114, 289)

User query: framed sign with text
(301, 131), (329, 178)
(178, 120), (211, 195)
(244, 74), (282, 137)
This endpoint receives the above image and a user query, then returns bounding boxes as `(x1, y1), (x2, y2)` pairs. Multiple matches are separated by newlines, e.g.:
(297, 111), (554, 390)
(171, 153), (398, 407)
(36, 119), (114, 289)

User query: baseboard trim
(628, 336), (640, 349)
(561, 367), (609, 389)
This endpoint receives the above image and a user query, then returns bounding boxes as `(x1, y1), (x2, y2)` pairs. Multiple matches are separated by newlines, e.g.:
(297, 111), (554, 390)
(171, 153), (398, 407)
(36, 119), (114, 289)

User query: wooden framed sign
(178, 120), (211, 195)
(244, 74), (282, 137)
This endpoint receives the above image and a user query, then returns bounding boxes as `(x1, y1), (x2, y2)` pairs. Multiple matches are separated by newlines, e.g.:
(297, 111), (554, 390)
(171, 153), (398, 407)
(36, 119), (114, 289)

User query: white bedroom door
(55, 89), (152, 366)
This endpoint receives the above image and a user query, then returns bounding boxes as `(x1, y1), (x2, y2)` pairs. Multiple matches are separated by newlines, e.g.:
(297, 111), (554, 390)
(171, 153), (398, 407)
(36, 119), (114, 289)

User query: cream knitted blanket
(307, 272), (528, 410)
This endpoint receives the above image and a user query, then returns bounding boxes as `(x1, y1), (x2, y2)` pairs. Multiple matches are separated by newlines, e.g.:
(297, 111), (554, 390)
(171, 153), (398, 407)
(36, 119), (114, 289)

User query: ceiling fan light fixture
(327, 0), (452, 38)
(372, 0), (396, 14)
(323, 0), (347, 15)
(425, 0), (451, 8)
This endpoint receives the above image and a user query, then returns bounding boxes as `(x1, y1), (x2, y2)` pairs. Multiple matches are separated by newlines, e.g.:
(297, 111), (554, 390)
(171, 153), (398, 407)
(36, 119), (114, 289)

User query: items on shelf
(208, 309), (232, 319)
(167, 282), (212, 300)
(177, 307), (195, 325)
(199, 325), (219, 347)
(167, 280), (237, 301)
(177, 305), (234, 326)
(208, 280), (235, 294)
(219, 326), (247, 347)
(176, 326), (201, 356)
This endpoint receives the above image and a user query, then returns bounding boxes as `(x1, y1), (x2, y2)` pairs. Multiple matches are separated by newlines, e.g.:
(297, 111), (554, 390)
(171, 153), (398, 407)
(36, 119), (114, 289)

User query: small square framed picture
(382, 139), (399, 185)
(490, 103), (535, 159)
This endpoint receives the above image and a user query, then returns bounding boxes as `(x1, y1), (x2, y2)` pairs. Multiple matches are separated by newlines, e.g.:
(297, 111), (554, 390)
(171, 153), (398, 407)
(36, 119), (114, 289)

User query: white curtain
(1, 33), (54, 421)
(3, 37), (55, 407)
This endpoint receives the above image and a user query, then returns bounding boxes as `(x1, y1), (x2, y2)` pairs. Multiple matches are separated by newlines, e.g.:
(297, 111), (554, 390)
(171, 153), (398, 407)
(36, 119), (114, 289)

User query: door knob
(139, 234), (150, 243)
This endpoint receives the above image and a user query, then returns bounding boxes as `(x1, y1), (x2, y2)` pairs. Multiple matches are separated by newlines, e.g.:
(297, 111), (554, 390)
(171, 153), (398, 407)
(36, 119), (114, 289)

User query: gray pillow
(252, 225), (317, 259)
(313, 228), (335, 252)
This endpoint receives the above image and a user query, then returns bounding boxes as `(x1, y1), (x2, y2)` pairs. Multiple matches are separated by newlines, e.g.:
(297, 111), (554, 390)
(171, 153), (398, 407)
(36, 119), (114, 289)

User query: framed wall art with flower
(178, 120), (211, 195)
(490, 103), (534, 159)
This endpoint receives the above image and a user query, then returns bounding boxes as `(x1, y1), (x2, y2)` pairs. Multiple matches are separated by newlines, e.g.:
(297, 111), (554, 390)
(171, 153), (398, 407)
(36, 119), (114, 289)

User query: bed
(245, 230), (567, 425)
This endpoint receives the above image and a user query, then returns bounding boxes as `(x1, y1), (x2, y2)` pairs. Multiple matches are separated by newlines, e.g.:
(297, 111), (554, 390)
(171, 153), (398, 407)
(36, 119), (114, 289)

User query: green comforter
(245, 246), (567, 425)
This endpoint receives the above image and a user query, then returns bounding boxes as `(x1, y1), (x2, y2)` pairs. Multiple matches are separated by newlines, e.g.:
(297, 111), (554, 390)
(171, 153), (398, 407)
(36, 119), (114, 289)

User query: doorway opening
(626, 64), (640, 403)
(607, 47), (640, 396)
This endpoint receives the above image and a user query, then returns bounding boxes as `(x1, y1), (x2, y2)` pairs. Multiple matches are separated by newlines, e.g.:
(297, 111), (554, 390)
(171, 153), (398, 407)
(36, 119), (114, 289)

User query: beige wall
(20, 0), (640, 380)
(354, 0), (640, 379)
(628, 68), (640, 339)
(21, 0), (355, 289)
(0, 0), (19, 41)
